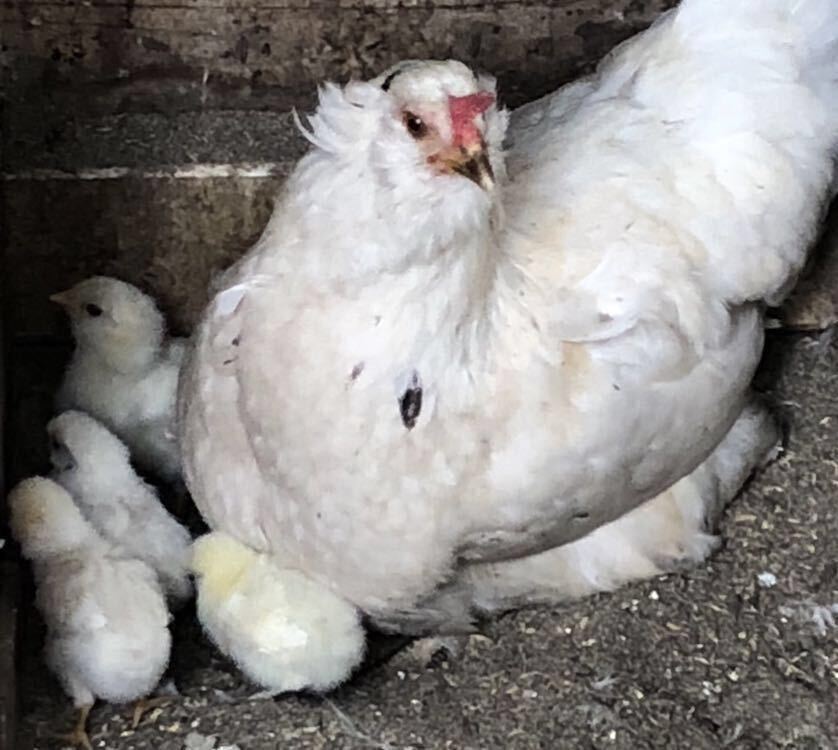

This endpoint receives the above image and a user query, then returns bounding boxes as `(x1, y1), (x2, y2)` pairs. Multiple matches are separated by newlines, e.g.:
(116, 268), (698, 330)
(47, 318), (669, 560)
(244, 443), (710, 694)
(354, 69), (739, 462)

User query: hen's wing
(457, 0), (838, 565)
(177, 275), (274, 552)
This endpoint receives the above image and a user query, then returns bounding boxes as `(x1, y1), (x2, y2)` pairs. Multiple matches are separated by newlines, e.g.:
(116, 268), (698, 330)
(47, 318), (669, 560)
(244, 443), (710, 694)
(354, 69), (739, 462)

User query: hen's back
(506, 0), (838, 319)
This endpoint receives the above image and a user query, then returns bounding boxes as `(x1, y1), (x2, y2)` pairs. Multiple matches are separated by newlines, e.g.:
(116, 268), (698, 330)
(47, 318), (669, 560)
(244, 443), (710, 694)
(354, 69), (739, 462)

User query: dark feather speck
(399, 372), (423, 430)
(381, 70), (400, 91)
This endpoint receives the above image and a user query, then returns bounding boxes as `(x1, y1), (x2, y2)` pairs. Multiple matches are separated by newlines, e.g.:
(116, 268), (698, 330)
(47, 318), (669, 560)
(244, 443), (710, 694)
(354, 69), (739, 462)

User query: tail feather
(792, 0), (838, 134)
(610, 0), (838, 305)
(672, 0), (838, 135)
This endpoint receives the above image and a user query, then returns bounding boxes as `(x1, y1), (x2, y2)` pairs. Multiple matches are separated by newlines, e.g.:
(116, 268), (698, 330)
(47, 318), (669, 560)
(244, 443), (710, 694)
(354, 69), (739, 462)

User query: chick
(191, 532), (366, 694)
(49, 410), (193, 605)
(51, 276), (185, 482)
(8, 477), (171, 749)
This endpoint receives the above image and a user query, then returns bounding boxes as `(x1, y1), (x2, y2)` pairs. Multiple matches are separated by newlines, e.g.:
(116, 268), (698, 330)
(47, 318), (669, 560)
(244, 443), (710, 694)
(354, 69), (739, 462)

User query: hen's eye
(84, 303), (103, 317)
(403, 112), (428, 139)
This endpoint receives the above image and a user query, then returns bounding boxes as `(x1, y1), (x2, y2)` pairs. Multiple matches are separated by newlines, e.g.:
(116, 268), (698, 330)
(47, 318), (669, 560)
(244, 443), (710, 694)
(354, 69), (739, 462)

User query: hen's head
(290, 60), (507, 275)
(373, 60), (501, 191)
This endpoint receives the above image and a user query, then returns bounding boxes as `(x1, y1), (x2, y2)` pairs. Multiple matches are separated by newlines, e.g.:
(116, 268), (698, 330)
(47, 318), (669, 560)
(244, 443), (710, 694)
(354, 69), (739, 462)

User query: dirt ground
(15, 324), (838, 749)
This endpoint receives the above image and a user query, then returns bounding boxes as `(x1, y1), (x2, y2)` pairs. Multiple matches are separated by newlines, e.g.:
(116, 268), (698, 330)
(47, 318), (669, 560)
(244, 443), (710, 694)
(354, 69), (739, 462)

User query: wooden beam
(0, 561), (20, 750)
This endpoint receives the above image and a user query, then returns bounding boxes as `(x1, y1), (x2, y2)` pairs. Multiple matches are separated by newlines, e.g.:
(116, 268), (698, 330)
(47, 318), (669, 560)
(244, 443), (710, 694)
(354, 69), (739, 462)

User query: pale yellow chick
(191, 532), (366, 694)
(8, 477), (171, 749)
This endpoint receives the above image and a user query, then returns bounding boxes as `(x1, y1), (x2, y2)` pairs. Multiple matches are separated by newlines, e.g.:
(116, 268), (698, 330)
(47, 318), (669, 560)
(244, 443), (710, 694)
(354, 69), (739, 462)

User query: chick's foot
(131, 696), (171, 728)
(54, 704), (93, 750)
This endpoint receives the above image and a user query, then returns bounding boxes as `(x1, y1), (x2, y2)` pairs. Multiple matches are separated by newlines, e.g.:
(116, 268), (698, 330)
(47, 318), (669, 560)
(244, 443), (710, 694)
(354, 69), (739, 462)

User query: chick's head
(47, 410), (132, 495)
(190, 532), (258, 602)
(50, 276), (165, 370)
(8, 477), (94, 560)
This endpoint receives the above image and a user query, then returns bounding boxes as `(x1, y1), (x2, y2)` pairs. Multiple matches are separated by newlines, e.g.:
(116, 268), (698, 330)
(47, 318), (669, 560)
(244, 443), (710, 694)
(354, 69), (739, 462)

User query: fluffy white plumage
(191, 532), (365, 693)
(52, 276), (185, 482)
(460, 400), (780, 615)
(179, 0), (838, 655)
(49, 410), (193, 605)
(8, 477), (171, 741)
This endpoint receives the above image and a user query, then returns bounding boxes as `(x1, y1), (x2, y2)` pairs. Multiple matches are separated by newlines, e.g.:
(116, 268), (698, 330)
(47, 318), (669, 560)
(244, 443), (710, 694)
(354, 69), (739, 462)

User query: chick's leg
(405, 635), (470, 668)
(248, 690), (283, 701)
(131, 696), (171, 728)
(54, 703), (93, 750)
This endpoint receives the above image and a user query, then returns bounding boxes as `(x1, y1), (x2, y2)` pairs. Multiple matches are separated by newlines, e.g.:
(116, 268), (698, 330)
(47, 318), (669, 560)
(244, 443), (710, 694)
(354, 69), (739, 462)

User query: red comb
(448, 91), (495, 146)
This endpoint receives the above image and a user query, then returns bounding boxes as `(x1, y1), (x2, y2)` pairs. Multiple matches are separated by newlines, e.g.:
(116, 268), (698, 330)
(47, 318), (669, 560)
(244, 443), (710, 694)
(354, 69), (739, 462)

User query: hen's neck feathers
(241, 81), (512, 381)
(264, 172), (504, 386)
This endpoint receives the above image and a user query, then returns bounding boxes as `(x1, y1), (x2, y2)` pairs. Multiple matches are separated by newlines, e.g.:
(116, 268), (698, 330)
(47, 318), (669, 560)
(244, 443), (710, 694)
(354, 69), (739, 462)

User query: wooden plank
(0, 562), (19, 750)
(2, 1), (675, 115)
(4, 173), (284, 338)
(3, 1), (566, 9)
(0, 221), (16, 750)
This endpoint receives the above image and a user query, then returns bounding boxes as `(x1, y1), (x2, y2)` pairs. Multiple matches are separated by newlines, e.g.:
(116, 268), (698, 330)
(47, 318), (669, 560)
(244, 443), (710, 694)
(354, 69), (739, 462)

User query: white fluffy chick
(8, 477), (171, 749)
(49, 410), (193, 605)
(179, 0), (838, 651)
(191, 532), (365, 694)
(52, 276), (185, 482)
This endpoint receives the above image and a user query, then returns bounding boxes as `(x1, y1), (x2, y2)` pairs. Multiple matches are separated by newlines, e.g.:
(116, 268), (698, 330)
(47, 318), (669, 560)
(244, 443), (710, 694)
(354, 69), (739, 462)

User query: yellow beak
(439, 142), (495, 191)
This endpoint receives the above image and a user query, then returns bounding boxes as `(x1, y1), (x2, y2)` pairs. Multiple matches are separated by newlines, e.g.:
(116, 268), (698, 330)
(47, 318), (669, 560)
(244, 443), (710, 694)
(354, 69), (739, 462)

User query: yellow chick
(191, 532), (365, 695)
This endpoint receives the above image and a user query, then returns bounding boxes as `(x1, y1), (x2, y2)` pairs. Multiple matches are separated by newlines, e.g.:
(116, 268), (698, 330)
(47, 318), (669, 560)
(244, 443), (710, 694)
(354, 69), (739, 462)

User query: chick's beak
(440, 141), (495, 191)
(49, 290), (73, 307)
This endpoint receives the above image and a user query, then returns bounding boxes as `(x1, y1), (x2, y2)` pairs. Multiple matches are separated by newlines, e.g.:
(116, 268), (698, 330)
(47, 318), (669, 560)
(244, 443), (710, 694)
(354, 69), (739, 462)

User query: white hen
(49, 410), (193, 605)
(8, 477), (171, 749)
(52, 276), (185, 482)
(179, 0), (838, 647)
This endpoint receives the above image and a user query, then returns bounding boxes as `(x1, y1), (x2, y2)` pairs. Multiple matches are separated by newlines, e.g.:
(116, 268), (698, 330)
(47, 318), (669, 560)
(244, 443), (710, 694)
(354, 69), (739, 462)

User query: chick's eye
(84, 303), (103, 317)
(403, 112), (428, 139)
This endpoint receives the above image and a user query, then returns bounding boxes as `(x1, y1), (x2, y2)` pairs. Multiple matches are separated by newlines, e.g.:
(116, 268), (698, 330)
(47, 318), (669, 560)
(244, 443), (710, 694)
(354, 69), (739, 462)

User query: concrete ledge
(5, 110), (307, 173)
